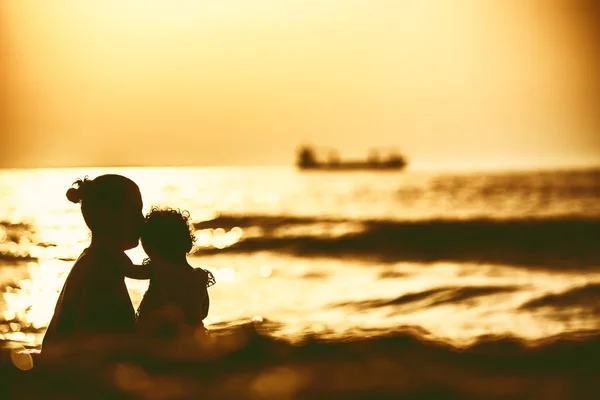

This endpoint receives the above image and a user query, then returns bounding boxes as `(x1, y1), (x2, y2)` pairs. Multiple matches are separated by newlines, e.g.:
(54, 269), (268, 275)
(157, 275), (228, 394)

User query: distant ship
(296, 146), (408, 171)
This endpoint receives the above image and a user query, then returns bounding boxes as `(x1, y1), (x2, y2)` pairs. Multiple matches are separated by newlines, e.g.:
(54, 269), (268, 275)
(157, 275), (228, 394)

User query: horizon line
(1, 162), (599, 174)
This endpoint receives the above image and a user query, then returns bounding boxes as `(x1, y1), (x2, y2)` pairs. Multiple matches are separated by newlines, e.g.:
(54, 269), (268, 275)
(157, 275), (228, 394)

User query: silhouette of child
(43, 175), (144, 351)
(125, 207), (215, 338)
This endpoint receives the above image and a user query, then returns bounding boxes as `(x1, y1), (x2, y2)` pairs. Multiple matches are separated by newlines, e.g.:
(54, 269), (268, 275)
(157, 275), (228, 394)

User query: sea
(1, 166), (600, 398)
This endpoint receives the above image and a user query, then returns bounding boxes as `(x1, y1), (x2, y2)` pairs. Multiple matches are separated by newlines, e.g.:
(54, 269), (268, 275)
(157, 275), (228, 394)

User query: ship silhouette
(296, 146), (408, 171)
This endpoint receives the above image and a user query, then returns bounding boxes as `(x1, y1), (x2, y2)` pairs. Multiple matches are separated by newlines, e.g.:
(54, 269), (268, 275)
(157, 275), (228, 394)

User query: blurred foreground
(1, 322), (599, 400)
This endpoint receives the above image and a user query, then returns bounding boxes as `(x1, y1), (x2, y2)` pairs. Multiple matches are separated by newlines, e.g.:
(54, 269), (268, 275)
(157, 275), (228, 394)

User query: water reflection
(2, 250), (600, 347)
(0, 167), (599, 347)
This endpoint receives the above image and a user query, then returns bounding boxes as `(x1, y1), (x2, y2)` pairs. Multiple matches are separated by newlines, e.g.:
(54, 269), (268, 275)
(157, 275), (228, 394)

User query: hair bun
(66, 187), (81, 203)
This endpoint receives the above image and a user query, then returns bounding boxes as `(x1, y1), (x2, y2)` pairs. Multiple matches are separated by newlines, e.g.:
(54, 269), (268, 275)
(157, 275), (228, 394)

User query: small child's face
(140, 225), (184, 261)
(141, 241), (154, 260)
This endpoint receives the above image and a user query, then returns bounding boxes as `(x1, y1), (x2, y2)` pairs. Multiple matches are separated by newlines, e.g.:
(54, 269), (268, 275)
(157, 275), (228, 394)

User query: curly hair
(141, 207), (196, 258)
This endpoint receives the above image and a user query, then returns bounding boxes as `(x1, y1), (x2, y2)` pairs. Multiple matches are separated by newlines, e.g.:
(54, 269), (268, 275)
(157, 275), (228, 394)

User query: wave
(0, 222), (31, 230)
(2, 323), (599, 399)
(0, 221), (32, 245)
(194, 215), (600, 269)
(0, 253), (36, 263)
(332, 282), (600, 323)
(519, 283), (600, 319)
(334, 285), (522, 314)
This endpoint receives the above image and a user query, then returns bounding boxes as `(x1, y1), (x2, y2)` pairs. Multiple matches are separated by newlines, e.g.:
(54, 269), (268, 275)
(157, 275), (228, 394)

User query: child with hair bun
(44, 175), (144, 350)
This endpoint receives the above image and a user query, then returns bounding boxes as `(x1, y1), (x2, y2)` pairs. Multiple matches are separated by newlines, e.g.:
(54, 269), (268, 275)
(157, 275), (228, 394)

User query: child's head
(67, 175), (143, 250)
(141, 207), (196, 261)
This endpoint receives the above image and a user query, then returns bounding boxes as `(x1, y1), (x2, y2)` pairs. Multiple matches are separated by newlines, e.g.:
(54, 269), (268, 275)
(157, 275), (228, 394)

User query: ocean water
(0, 166), (599, 349)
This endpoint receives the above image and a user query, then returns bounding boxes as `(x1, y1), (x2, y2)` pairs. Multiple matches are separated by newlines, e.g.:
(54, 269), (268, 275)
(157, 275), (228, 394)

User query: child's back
(136, 260), (213, 333)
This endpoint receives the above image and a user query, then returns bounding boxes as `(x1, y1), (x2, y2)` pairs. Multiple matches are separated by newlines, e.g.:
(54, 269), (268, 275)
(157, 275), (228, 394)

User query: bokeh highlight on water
(0, 166), (599, 347)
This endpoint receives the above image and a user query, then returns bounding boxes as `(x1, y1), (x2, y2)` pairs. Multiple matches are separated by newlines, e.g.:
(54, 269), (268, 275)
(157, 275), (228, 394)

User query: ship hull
(298, 162), (407, 171)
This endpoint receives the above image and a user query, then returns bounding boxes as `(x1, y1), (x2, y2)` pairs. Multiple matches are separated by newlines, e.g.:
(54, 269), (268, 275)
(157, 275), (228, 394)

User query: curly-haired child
(125, 207), (215, 338)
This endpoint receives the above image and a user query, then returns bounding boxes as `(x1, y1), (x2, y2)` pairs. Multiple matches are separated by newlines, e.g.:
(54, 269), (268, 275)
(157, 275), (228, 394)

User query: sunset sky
(1, 0), (599, 170)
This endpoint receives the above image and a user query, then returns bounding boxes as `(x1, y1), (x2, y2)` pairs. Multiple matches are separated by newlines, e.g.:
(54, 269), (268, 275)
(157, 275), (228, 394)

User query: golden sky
(1, 0), (599, 169)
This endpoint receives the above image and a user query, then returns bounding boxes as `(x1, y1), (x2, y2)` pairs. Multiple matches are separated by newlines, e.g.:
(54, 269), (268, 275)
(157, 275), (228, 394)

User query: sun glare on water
(0, 168), (252, 344)
(1, 167), (600, 347)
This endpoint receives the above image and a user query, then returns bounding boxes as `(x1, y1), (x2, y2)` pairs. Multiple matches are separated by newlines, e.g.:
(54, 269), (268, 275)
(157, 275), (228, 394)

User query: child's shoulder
(192, 267), (216, 287)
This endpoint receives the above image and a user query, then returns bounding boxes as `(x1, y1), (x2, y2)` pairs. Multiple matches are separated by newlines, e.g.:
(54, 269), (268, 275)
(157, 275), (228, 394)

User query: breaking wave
(194, 215), (600, 269)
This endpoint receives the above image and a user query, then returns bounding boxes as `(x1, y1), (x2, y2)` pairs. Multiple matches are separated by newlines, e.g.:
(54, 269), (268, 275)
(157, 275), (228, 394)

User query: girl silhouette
(42, 174), (144, 351)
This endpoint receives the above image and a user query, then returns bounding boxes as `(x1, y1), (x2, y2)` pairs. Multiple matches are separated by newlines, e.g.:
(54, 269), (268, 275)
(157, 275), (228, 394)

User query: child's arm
(124, 263), (152, 280)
